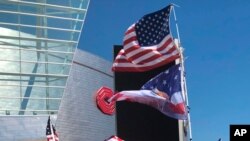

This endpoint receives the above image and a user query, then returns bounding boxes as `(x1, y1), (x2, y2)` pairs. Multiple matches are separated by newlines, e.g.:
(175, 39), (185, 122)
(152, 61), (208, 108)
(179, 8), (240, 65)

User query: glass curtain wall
(0, 0), (89, 115)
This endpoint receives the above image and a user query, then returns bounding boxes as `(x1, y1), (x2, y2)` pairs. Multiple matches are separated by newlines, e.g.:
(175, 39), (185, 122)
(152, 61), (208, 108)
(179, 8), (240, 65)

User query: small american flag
(46, 116), (59, 141)
(112, 5), (180, 72)
(105, 135), (124, 141)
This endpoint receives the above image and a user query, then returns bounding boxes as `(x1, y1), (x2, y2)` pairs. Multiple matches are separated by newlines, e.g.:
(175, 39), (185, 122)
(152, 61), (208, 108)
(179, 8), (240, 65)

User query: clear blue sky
(78, 0), (250, 141)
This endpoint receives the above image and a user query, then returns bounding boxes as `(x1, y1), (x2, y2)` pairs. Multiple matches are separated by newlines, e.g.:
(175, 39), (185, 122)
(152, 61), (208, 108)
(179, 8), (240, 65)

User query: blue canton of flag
(141, 64), (181, 99)
(136, 5), (171, 46)
(141, 64), (186, 119)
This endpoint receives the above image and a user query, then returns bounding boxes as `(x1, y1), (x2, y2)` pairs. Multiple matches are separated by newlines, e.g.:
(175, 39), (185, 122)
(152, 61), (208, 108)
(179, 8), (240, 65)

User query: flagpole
(172, 5), (193, 141)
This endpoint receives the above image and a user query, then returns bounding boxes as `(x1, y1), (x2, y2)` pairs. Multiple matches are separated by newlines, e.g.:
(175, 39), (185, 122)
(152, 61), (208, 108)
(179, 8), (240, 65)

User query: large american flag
(112, 5), (180, 72)
(46, 116), (59, 141)
(108, 64), (187, 120)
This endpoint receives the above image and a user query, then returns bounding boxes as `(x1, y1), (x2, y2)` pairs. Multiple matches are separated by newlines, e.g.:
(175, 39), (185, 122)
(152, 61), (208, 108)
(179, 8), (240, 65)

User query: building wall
(0, 0), (90, 115)
(0, 49), (115, 141)
(0, 115), (56, 140)
(0, 1), (116, 140)
(56, 49), (115, 141)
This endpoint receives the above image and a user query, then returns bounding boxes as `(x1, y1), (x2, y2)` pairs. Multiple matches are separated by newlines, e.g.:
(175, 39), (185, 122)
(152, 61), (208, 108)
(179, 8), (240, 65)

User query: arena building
(0, 0), (115, 140)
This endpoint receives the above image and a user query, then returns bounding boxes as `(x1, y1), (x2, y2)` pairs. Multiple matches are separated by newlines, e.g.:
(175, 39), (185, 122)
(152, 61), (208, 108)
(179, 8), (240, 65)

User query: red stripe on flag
(136, 53), (161, 65)
(166, 45), (177, 54)
(125, 25), (135, 35)
(113, 58), (128, 63)
(124, 45), (140, 54)
(157, 38), (173, 52)
(126, 49), (153, 62)
(112, 54), (180, 72)
(123, 36), (137, 45)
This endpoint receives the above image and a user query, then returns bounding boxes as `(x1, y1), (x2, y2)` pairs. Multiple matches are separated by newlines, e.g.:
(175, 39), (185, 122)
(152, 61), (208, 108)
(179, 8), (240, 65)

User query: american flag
(112, 5), (180, 72)
(105, 135), (124, 141)
(46, 116), (59, 141)
(109, 64), (187, 120)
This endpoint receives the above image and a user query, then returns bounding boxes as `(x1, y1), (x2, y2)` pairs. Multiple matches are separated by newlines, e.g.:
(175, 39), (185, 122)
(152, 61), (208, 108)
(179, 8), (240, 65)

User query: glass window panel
(20, 0), (38, 3)
(0, 98), (21, 111)
(46, 8), (70, 18)
(20, 61), (71, 75)
(0, 24), (19, 35)
(19, 4), (38, 14)
(0, 48), (20, 60)
(20, 83), (42, 102)
(0, 2), (17, 11)
(82, 0), (90, 9)
(48, 51), (73, 63)
(49, 87), (65, 98)
(47, 42), (76, 52)
(0, 86), (21, 97)
(47, 99), (60, 110)
(21, 76), (46, 88)
(71, 0), (89, 9)
(21, 76), (46, 86)
(71, 31), (80, 41)
(21, 40), (76, 52)
(71, 20), (84, 31)
(0, 111), (5, 115)
(36, 63), (47, 74)
(49, 77), (67, 88)
(20, 39), (37, 49)
(0, 75), (21, 86)
(0, 13), (18, 24)
(47, 29), (70, 40)
(0, 61), (20, 73)
(47, 17), (73, 30)
(21, 50), (37, 61)
(24, 98), (46, 110)
(19, 14), (37, 26)
(19, 83), (64, 98)
(19, 99), (61, 111)
(72, 32), (79, 41)
(46, 0), (70, 7)
(20, 26), (36, 37)
(21, 61), (38, 74)
(75, 11), (85, 20)
(26, 88), (46, 99)
(21, 49), (41, 62)
(0, 37), (21, 50)
(46, 8), (85, 21)
(21, 49), (73, 64)
(47, 63), (71, 75)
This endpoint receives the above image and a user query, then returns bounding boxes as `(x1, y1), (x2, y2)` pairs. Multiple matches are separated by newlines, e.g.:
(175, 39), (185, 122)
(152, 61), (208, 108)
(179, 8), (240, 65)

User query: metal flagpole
(171, 5), (193, 141)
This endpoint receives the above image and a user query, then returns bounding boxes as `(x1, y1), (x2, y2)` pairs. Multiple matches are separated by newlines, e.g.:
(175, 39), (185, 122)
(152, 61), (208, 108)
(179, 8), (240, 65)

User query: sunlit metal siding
(56, 49), (115, 140)
(0, 115), (56, 140)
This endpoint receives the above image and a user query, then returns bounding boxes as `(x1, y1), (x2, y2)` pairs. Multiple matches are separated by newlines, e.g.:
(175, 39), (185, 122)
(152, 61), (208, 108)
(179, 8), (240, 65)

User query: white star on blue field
(78, 1), (250, 141)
